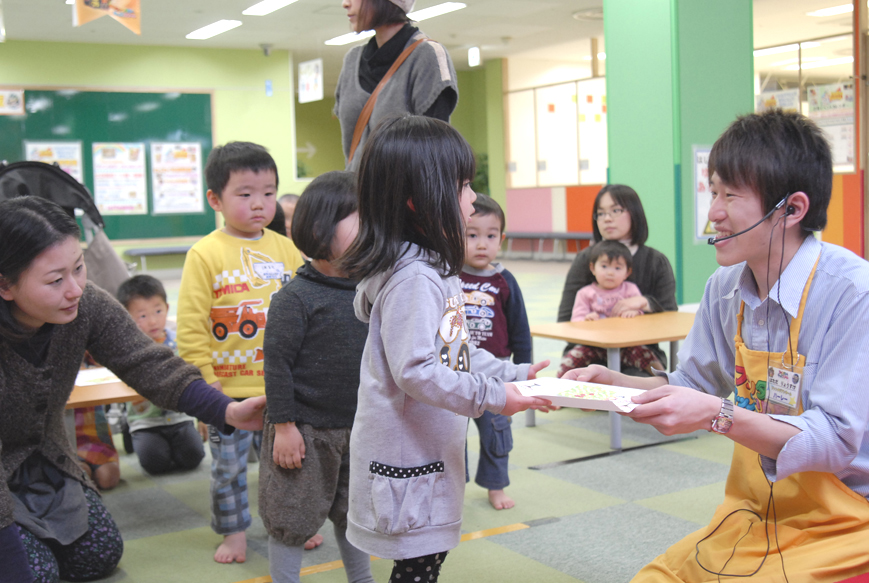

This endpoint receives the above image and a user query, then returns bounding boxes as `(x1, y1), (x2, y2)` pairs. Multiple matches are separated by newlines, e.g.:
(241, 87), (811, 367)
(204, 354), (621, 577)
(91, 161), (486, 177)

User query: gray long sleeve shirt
(346, 244), (529, 560)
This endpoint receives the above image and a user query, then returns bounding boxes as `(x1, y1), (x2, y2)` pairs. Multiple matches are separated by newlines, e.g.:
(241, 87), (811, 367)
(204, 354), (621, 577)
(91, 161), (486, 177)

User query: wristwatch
(710, 398), (734, 434)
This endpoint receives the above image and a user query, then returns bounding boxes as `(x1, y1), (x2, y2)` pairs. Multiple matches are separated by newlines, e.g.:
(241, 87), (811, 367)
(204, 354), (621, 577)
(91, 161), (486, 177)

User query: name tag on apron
(767, 365), (802, 415)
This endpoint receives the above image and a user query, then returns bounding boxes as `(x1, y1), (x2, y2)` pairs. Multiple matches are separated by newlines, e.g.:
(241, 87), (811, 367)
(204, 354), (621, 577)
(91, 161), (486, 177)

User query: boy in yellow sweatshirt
(177, 142), (304, 564)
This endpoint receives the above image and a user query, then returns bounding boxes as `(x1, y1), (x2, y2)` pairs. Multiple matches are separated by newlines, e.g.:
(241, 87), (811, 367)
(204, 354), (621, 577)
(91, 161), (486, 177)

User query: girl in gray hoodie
(339, 115), (551, 582)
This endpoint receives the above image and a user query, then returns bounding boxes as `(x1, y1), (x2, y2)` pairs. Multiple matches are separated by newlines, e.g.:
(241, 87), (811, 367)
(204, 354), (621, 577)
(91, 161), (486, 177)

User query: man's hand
(225, 396), (266, 431)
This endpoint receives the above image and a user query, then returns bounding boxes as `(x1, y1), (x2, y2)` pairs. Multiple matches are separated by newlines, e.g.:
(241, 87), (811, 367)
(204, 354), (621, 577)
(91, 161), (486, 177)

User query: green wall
(453, 68), (489, 155)
(604, 0), (753, 303)
(484, 59), (507, 209)
(295, 96), (345, 180)
(0, 39), (307, 231)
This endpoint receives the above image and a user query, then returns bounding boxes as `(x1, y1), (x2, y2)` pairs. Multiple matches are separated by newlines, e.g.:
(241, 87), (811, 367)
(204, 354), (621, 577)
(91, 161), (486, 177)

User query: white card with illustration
(514, 378), (643, 412)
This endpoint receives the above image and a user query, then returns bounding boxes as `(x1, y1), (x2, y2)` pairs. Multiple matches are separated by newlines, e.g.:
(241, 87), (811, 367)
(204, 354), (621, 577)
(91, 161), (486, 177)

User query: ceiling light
(186, 20), (242, 40)
(597, 52), (606, 60)
(407, 2), (466, 22)
(806, 4), (852, 17)
(800, 41), (821, 49)
(66, 0), (74, 4)
(243, 0), (300, 16)
(753, 43), (799, 57)
(325, 30), (375, 46)
(783, 56), (854, 70)
(468, 46), (480, 67)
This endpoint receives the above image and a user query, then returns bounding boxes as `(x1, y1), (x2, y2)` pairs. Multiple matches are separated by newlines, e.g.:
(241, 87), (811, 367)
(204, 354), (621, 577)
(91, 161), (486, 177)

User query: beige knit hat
(388, 0), (415, 13)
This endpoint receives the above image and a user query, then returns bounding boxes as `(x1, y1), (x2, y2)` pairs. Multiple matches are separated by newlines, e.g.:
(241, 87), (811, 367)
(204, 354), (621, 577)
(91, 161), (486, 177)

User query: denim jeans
(466, 410), (513, 490)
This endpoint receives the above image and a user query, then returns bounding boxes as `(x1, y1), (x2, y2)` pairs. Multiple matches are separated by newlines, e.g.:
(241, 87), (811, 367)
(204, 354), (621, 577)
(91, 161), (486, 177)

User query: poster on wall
(807, 81), (855, 170)
(0, 90), (25, 115)
(298, 58), (324, 104)
(150, 142), (204, 214)
(92, 142), (147, 215)
(755, 88), (799, 113)
(24, 141), (84, 184)
(694, 146), (715, 242)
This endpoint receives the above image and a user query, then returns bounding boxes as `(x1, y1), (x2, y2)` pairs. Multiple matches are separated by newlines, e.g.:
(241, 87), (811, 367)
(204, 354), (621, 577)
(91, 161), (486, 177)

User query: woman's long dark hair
(591, 184), (649, 246)
(0, 196), (81, 341)
(340, 115), (476, 280)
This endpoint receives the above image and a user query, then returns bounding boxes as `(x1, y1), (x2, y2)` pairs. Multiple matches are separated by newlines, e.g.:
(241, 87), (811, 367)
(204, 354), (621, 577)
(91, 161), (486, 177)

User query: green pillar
(604, 0), (754, 303)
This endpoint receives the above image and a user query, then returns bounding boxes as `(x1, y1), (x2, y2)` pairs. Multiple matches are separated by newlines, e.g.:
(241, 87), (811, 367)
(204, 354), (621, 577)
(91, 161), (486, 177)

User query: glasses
(594, 207), (626, 221)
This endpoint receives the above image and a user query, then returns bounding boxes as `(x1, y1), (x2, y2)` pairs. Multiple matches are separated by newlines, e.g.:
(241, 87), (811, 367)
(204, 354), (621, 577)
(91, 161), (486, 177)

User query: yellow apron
(634, 262), (869, 581)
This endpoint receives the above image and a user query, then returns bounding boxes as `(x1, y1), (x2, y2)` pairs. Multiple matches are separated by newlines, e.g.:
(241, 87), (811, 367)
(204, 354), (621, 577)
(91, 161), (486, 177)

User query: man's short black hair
(709, 109), (832, 232)
(117, 274), (167, 309)
(471, 193), (505, 233)
(588, 240), (633, 271)
(205, 141), (278, 198)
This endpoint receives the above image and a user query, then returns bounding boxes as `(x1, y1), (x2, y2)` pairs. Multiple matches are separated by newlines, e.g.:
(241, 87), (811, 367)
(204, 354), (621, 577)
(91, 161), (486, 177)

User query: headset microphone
(707, 196), (791, 246)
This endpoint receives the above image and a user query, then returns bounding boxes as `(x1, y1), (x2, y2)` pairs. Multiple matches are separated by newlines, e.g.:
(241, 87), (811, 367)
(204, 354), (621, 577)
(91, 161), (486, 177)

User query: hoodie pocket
(368, 460), (444, 535)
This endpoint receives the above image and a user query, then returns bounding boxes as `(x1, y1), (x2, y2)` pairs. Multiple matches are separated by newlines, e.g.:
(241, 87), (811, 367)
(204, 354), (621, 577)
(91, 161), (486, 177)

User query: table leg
(607, 347), (622, 450)
(669, 340), (679, 371)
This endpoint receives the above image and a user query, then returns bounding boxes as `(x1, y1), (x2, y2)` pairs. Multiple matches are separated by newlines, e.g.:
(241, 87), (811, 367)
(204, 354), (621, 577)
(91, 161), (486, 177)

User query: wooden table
(65, 381), (140, 447)
(529, 311), (696, 450)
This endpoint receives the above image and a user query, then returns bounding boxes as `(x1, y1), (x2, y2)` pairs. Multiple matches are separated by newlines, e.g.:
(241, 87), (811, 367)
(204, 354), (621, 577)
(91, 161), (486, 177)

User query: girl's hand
(225, 396), (266, 431)
(501, 383), (552, 416)
(561, 364), (615, 386)
(585, 312), (600, 321)
(620, 310), (641, 318)
(273, 422), (305, 469)
(527, 359), (550, 380)
(611, 295), (650, 317)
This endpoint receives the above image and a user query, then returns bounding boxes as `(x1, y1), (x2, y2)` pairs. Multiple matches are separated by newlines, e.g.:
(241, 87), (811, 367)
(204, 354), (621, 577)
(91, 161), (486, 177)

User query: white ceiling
(0, 0), (859, 91)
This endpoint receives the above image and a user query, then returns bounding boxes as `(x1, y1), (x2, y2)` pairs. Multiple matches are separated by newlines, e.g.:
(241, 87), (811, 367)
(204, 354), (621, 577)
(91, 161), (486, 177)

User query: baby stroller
(0, 161), (136, 453)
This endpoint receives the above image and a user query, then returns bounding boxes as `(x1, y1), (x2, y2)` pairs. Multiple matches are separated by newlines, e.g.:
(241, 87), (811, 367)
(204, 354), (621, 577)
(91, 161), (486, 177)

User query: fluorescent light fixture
(66, 0), (74, 4)
(407, 2), (466, 22)
(0, 3), (5, 43)
(806, 4), (852, 17)
(597, 52), (606, 60)
(325, 30), (375, 46)
(754, 43), (799, 57)
(243, 0), (299, 16)
(783, 56), (854, 70)
(468, 46), (480, 67)
(186, 20), (242, 40)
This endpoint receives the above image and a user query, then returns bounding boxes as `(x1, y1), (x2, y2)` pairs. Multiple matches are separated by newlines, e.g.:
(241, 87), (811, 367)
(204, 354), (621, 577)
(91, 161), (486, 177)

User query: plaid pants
(558, 344), (661, 377)
(209, 426), (262, 535)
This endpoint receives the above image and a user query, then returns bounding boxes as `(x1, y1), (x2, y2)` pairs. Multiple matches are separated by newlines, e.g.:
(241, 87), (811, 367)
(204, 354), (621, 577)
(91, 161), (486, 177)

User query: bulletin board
(0, 89), (215, 240)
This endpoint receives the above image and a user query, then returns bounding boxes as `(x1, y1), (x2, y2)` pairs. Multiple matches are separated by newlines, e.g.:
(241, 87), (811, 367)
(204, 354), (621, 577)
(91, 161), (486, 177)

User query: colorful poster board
(150, 142), (205, 214)
(0, 90), (25, 116)
(24, 140), (84, 184)
(755, 89), (799, 113)
(92, 142), (147, 215)
(693, 146), (714, 242)
(807, 82), (855, 169)
(298, 58), (324, 104)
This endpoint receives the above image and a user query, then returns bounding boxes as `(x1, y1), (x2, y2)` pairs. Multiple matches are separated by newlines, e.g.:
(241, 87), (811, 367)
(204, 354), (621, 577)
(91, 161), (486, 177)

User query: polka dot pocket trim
(369, 460), (445, 479)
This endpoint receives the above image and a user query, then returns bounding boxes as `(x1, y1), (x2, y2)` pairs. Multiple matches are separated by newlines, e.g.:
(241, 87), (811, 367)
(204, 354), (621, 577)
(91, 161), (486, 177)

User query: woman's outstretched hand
(225, 396), (267, 431)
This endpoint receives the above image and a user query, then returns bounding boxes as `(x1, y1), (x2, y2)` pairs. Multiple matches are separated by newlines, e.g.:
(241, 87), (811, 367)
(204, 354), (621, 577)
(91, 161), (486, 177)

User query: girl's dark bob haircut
(358, 0), (410, 31)
(592, 184), (649, 247)
(0, 196), (81, 341)
(340, 115), (476, 280)
(291, 171), (358, 260)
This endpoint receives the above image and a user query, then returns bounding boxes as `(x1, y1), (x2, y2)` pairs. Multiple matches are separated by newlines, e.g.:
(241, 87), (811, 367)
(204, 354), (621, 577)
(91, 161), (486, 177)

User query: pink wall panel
(505, 188), (553, 232)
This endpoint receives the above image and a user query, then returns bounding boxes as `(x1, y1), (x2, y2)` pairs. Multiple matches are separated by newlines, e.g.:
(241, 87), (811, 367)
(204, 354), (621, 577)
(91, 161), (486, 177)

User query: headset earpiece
(786, 205), (796, 216)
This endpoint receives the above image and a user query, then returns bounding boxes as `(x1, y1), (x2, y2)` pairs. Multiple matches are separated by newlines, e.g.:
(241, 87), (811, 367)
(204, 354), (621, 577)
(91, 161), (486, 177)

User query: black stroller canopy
(0, 161), (104, 228)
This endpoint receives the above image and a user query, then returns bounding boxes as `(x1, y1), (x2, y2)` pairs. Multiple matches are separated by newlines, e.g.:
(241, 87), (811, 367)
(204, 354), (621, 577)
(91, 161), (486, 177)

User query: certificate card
(515, 378), (642, 412)
(150, 142), (204, 214)
(75, 367), (121, 387)
(92, 142), (148, 215)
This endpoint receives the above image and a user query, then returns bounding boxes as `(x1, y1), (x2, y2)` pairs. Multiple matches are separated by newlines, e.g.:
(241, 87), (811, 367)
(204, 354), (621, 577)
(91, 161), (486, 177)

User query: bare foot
(304, 533), (324, 550)
(214, 531), (247, 563)
(488, 489), (515, 510)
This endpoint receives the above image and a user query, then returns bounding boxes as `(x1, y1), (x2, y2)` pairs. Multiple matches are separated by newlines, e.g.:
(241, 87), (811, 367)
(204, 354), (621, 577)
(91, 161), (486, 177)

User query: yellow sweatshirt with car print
(177, 229), (303, 398)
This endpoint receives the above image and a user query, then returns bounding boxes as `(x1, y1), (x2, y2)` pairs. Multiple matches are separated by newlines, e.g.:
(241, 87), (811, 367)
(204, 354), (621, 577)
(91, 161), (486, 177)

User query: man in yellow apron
(566, 109), (869, 581)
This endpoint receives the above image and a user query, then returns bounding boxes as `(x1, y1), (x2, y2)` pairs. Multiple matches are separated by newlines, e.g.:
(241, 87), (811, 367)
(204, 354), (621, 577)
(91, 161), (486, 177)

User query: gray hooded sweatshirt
(346, 244), (530, 560)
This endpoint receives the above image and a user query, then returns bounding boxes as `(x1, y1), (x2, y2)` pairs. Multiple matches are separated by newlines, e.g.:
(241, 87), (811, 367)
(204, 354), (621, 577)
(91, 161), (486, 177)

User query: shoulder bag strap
(348, 37), (427, 164)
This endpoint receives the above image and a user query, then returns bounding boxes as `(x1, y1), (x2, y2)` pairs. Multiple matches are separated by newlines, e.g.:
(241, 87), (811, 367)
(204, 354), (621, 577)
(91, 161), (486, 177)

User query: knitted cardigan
(0, 283), (201, 530)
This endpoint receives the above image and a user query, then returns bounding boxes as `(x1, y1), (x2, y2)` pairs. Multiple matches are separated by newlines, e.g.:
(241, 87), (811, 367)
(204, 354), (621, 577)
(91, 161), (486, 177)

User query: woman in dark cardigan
(0, 196), (266, 583)
(557, 185), (678, 374)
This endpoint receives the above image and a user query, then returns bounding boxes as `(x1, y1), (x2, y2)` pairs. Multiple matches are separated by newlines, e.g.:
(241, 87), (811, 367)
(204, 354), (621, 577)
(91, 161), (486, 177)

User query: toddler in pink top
(559, 240), (664, 376)
(571, 240), (642, 321)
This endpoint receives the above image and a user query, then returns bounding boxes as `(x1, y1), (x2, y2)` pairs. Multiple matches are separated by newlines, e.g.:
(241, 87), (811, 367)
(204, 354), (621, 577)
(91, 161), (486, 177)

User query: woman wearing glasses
(556, 184), (678, 376)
